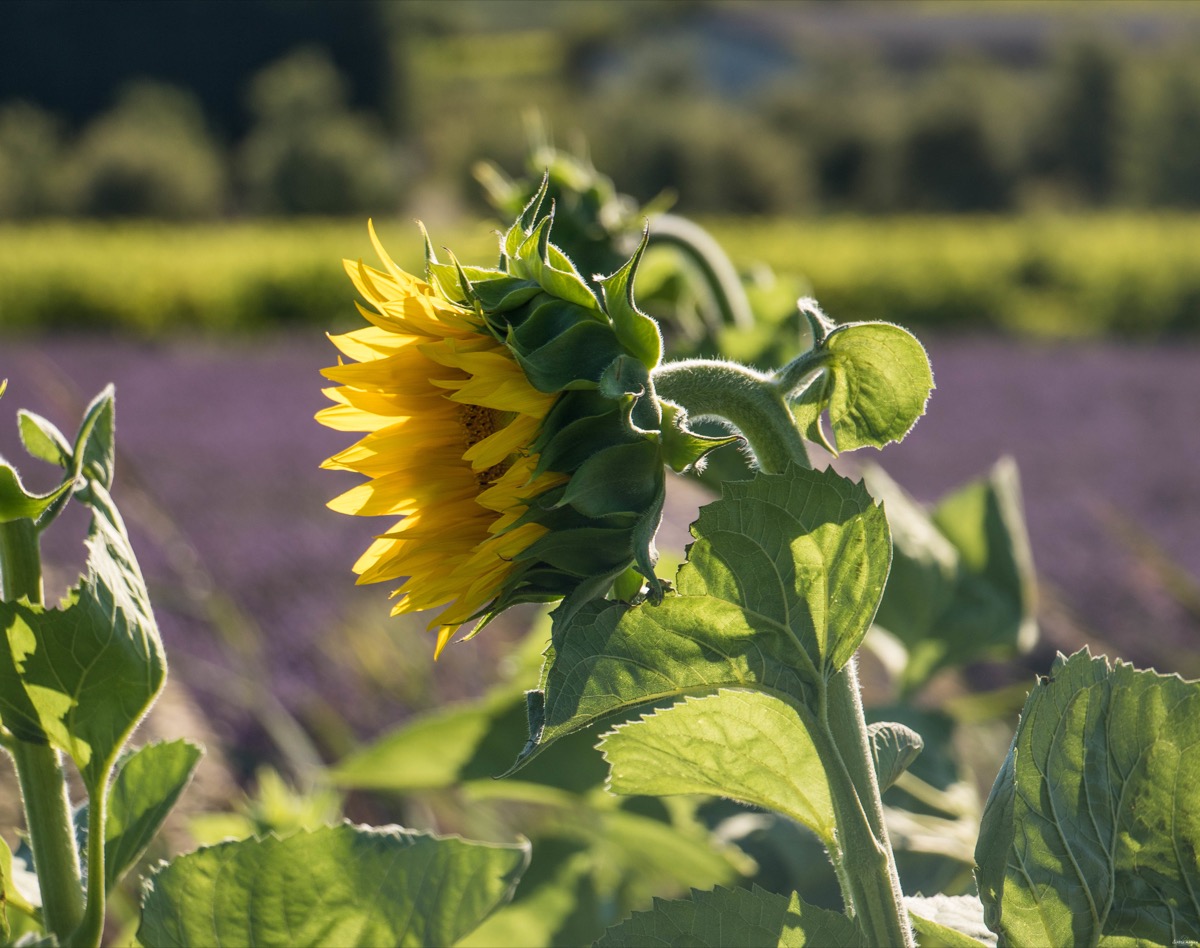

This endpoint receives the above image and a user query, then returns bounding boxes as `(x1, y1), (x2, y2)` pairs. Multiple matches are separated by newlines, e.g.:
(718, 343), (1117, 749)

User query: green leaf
(462, 780), (745, 893)
(658, 400), (739, 474)
(71, 385), (115, 490)
(0, 464), (73, 524)
(812, 322), (934, 452)
(866, 460), (1037, 693)
(1, 834), (10, 943)
(0, 482), (164, 792)
(17, 411), (71, 468)
(558, 440), (661, 518)
(0, 835), (41, 941)
(517, 466), (891, 767)
(508, 319), (627, 393)
(457, 841), (599, 948)
(868, 721), (924, 792)
(600, 689), (836, 845)
(976, 648), (1200, 947)
(681, 466), (891, 673)
(906, 895), (992, 947)
(331, 687), (528, 793)
(600, 230), (664, 371)
(137, 824), (529, 948)
(103, 740), (202, 891)
(596, 885), (861, 947)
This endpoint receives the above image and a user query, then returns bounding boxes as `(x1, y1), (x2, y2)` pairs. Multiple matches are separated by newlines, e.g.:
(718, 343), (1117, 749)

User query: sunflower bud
(319, 183), (733, 654)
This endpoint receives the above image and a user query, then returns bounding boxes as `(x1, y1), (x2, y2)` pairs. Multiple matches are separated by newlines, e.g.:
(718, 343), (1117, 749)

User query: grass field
(3, 213), (1200, 338)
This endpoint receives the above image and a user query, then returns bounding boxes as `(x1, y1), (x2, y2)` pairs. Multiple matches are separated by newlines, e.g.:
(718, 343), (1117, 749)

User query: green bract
(425, 183), (735, 620)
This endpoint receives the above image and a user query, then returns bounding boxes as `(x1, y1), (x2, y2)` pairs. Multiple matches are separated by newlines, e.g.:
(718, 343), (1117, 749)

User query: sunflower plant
(309, 189), (1200, 948)
(4, 189), (1200, 948)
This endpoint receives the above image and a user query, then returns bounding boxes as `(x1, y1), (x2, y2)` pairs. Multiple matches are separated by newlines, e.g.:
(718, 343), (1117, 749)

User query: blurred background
(2, 0), (1200, 938)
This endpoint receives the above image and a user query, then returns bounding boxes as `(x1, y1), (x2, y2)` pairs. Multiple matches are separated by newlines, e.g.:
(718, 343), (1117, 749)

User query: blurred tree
(0, 0), (393, 137)
(0, 102), (64, 217)
(238, 48), (402, 216)
(1148, 64), (1200, 207)
(64, 82), (227, 218)
(898, 108), (1012, 212)
(587, 94), (811, 215)
(1035, 42), (1123, 205)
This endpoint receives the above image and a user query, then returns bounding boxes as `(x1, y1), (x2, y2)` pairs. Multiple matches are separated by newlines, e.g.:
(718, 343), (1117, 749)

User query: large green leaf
(976, 648), (1200, 946)
(518, 466), (891, 766)
(596, 885), (861, 947)
(137, 824), (529, 948)
(103, 739), (202, 890)
(600, 689), (836, 845)
(0, 482), (164, 791)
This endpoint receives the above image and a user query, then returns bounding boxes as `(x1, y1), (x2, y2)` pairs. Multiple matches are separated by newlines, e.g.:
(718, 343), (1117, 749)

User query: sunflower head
(319, 183), (733, 655)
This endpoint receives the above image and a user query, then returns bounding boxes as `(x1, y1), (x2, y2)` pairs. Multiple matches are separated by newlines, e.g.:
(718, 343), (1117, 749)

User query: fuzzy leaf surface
(137, 824), (529, 948)
(600, 689), (835, 845)
(517, 466), (890, 766)
(596, 885), (860, 947)
(0, 483), (163, 790)
(798, 322), (933, 453)
(975, 648), (1200, 947)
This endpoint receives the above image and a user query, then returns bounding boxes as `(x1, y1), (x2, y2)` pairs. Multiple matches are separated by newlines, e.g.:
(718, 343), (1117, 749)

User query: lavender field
(2, 333), (1199, 761)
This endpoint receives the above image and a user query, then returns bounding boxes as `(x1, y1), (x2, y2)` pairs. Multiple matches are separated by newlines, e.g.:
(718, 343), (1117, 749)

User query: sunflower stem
(650, 359), (811, 473)
(0, 518), (86, 944)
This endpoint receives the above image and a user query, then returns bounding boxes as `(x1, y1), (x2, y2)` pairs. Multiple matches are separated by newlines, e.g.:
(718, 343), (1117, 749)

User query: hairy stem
(651, 360), (810, 473)
(822, 659), (913, 947)
(0, 519), (86, 942)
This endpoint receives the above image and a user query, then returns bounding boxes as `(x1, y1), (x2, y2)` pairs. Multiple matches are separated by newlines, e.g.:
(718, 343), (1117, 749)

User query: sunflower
(318, 224), (565, 657)
(321, 193), (737, 656)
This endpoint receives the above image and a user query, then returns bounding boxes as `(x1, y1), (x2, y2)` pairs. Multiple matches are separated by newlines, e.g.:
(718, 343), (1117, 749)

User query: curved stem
(651, 359), (810, 473)
(648, 213), (755, 332)
(0, 519), (86, 942)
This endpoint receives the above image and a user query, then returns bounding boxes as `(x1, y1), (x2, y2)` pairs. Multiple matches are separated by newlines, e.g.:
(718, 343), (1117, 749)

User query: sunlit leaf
(517, 466), (891, 768)
(103, 740), (203, 890)
(138, 824), (529, 948)
(600, 689), (836, 845)
(0, 464), (72, 524)
(0, 482), (164, 792)
(815, 322), (933, 452)
(17, 411), (71, 468)
(976, 648), (1200, 946)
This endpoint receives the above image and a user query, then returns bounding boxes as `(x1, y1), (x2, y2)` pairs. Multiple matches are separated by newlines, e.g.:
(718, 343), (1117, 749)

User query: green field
(3, 214), (1200, 338)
